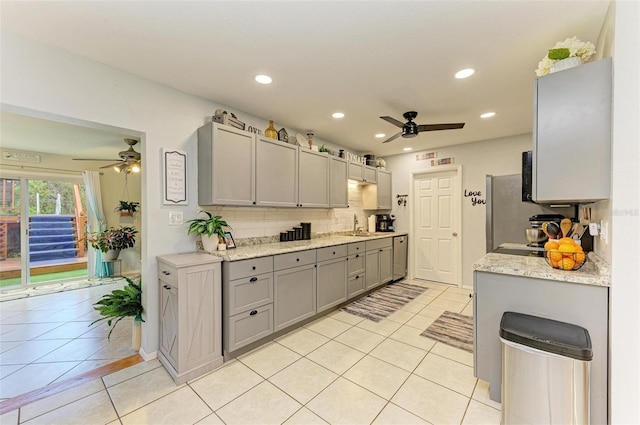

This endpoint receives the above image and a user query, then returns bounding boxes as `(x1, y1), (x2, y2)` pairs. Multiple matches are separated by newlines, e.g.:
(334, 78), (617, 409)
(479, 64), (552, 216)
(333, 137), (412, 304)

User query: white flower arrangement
(535, 36), (596, 76)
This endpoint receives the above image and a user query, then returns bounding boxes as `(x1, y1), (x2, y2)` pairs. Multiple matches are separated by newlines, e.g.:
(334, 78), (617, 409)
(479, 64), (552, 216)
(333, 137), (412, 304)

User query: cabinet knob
(452, 232), (458, 236)
(379, 249), (383, 252)
(296, 258), (300, 262)
(162, 271), (170, 275)
(399, 240), (404, 243)
(250, 310), (258, 316)
(333, 251), (336, 255)
(355, 254), (359, 258)
(249, 277), (258, 282)
(252, 266), (256, 270)
(355, 275), (360, 279)
(163, 285), (171, 290)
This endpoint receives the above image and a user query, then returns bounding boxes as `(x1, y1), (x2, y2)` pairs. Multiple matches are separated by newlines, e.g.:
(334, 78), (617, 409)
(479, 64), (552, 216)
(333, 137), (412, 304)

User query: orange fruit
(544, 241), (559, 251)
(575, 251), (586, 264)
(575, 245), (583, 252)
(558, 237), (575, 245)
(551, 259), (561, 268)
(547, 250), (562, 262)
(559, 244), (576, 253)
(560, 257), (576, 270)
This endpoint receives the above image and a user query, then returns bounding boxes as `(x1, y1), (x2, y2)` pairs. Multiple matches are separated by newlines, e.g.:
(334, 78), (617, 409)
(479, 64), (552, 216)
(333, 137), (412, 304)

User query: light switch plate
(168, 211), (183, 225)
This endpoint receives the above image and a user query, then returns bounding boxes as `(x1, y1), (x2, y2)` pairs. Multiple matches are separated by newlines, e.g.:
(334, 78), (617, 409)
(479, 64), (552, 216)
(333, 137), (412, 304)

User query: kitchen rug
(421, 311), (474, 353)
(341, 282), (427, 322)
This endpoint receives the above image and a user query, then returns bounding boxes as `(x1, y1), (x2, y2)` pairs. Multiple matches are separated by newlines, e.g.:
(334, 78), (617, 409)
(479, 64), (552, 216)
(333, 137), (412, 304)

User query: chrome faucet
(353, 214), (358, 235)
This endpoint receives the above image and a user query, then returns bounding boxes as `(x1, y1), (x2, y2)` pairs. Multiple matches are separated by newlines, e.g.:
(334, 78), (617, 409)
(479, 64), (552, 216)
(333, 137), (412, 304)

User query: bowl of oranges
(544, 237), (587, 271)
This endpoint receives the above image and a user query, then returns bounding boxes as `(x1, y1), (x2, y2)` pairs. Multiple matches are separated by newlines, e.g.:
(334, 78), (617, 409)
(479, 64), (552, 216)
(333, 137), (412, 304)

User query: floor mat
(341, 282), (427, 322)
(0, 276), (133, 302)
(421, 311), (474, 352)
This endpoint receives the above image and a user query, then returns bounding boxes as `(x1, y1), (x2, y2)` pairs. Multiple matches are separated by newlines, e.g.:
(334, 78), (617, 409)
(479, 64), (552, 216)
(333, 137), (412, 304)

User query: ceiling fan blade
(380, 116), (405, 128)
(417, 123), (466, 132)
(381, 132), (402, 144)
(99, 162), (124, 169)
(72, 158), (120, 161)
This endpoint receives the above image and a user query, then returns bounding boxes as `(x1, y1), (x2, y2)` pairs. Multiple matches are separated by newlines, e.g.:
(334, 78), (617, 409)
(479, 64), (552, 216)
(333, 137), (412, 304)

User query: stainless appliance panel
(393, 235), (408, 281)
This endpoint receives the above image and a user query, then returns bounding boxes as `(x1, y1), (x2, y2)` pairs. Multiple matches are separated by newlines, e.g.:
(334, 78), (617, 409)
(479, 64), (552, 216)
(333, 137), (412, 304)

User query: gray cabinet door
(533, 58), (611, 203)
(159, 281), (179, 369)
(365, 249), (380, 289)
(298, 150), (329, 207)
(256, 137), (298, 207)
(274, 263), (317, 331)
(198, 123), (255, 206)
(317, 257), (347, 312)
(329, 156), (348, 208)
(363, 166), (377, 183)
(348, 161), (364, 181)
(347, 273), (366, 298)
(376, 170), (392, 209)
(379, 246), (393, 284)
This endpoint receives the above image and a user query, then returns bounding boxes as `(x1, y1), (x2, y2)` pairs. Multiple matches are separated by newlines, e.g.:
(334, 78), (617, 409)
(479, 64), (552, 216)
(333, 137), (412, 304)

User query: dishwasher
(392, 235), (408, 281)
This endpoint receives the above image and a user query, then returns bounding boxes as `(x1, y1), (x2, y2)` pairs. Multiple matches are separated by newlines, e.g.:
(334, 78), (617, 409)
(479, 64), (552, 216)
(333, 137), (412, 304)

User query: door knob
(452, 232), (458, 236)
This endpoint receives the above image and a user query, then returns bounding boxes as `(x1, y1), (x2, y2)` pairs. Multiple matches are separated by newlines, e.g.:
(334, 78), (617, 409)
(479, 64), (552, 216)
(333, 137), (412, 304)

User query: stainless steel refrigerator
(485, 174), (574, 252)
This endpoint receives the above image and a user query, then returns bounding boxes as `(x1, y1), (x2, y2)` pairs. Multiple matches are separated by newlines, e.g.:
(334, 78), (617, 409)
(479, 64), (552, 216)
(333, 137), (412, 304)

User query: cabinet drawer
(348, 242), (366, 255)
(225, 256), (273, 281)
(274, 249), (316, 271)
(347, 273), (366, 298)
(227, 304), (273, 352)
(227, 273), (273, 316)
(158, 264), (179, 286)
(317, 245), (348, 262)
(347, 253), (365, 275)
(366, 237), (392, 251)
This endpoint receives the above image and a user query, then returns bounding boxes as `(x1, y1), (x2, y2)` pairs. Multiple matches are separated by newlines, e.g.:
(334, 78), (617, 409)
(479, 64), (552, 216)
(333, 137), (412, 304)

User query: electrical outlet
(168, 211), (183, 225)
(600, 220), (608, 244)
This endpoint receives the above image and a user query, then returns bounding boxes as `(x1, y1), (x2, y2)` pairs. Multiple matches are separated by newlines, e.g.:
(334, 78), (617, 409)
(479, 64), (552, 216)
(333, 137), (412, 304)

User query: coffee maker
(376, 214), (395, 232)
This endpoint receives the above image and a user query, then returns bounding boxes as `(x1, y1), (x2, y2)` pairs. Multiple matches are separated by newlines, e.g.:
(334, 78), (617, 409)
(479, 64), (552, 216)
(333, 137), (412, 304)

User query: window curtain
(82, 171), (109, 278)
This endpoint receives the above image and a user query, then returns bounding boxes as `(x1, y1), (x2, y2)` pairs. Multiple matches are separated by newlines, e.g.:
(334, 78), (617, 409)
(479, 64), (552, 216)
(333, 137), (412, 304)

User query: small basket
(544, 250), (587, 271)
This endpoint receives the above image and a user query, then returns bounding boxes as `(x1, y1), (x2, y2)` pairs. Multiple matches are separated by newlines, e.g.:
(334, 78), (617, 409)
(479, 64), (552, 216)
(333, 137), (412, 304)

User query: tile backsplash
(201, 184), (377, 242)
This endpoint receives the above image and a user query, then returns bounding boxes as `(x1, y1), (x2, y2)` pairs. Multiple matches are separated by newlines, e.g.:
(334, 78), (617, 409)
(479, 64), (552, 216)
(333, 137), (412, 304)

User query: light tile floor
(1, 279), (502, 424)
(0, 279), (136, 400)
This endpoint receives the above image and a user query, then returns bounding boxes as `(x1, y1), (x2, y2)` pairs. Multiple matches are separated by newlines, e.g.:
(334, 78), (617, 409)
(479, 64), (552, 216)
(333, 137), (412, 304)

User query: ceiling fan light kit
(73, 138), (141, 173)
(379, 111), (465, 144)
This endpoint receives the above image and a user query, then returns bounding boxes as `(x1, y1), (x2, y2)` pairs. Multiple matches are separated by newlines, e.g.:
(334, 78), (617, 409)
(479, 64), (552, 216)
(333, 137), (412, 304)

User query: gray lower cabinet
(317, 245), (348, 312)
(157, 253), (223, 384)
(379, 246), (393, 284)
(347, 242), (366, 298)
(274, 263), (317, 331)
(256, 136), (298, 207)
(365, 238), (393, 289)
(298, 149), (329, 208)
(329, 156), (348, 208)
(198, 123), (255, 206)
(223, 257), (274, 356)
(473, 271), (608, 425)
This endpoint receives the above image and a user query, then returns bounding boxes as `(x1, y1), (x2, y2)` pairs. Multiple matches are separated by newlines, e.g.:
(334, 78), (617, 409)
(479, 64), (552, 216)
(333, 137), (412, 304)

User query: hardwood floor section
(0, 354), (144, 415)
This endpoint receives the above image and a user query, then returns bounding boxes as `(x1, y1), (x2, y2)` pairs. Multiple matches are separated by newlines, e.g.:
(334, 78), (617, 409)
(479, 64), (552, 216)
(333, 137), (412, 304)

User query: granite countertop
(473, 244), (610, 287)
(206, 232), (407, 262)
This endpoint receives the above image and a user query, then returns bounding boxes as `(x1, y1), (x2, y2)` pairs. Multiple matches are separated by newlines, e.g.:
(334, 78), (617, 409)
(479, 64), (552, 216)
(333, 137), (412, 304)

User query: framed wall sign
(163, 148), (187, 205)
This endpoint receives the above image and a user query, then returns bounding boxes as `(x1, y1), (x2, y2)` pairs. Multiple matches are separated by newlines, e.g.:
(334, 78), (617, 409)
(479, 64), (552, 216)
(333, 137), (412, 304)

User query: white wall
(385, 133), (533, 288)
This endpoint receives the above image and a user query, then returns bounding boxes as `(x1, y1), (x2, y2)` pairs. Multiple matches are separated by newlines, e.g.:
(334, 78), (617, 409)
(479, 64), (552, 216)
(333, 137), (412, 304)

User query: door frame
(409, 164), (463, 287)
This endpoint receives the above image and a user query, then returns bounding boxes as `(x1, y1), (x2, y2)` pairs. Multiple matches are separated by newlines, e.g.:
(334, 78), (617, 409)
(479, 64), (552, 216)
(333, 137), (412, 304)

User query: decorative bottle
(265, 120), (278, 140)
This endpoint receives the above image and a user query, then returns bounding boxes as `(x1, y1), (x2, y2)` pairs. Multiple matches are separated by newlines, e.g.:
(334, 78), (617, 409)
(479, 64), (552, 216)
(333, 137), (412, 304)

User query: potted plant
(186, 211), (232, 252)
(86, 226), (137, 260)
(90, 277), (144, 349)
(115, 200), (140, 217)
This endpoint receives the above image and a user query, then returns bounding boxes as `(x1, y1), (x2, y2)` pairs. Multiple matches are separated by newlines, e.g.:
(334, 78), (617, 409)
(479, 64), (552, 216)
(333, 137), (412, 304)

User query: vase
(102, 249), (120, 261)
(201, 235), (218, 252)
(265, 120), (278, 140)
(550, 57), (582, 73)
(132, 318), (142, 351)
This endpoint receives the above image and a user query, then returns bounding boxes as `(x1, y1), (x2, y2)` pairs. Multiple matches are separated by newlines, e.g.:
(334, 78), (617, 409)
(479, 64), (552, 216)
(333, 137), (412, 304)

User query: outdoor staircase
(29, 215), (78, 263)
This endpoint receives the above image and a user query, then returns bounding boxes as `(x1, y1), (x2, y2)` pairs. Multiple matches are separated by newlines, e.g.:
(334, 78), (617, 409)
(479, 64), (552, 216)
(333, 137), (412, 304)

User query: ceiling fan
(73, 138), (141, 173)
(379, 111), (465, 143)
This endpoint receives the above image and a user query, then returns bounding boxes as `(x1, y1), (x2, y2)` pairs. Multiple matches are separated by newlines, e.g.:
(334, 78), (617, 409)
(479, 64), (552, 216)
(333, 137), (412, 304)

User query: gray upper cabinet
(299, 149), (330, 208)
(198, 123), (256, 206)
(362, 169), (392, 210)
(533, 58), (612, 203)
(348, 161), (377, 183)
(256, 137), (298, 207)
(329, 156), (349, 208)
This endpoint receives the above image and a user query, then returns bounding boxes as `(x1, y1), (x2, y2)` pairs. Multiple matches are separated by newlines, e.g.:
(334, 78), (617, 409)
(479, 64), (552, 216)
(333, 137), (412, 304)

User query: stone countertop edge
(203, 232), (408, 262)
(472, 250), (610, 287)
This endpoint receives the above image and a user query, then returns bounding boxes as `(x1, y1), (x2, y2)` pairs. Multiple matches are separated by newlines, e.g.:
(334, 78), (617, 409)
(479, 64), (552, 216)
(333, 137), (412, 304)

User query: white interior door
(413, 170), (460, 285)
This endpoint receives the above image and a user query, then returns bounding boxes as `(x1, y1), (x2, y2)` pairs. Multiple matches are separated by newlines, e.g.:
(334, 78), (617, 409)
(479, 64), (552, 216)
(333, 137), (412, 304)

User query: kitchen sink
(352, 233), (376, 237)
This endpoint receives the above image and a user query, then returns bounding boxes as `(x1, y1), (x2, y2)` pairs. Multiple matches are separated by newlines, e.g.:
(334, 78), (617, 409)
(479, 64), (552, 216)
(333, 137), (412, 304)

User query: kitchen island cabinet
(533, 58), (611, 203)
(256, 136), (298, 207)
(198, 123), (255, 206)
(157, 253), (223, 384)
(473, 253), (609, 425)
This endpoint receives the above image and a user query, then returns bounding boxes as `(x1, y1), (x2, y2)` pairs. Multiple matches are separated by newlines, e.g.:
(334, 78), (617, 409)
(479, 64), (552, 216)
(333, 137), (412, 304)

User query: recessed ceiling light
(455, 68), (475, 79)
(332, 112), (345, 119)
(255, 74), (272, 84)
(375, 133), (386, 138)
(480, 112), (496, 119)
(403, 147), (413, 151)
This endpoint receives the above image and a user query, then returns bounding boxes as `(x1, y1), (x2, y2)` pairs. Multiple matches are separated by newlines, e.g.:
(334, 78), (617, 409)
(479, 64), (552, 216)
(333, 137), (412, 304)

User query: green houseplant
(90, 277), (144, 348)
(115, 200), (140, 217)
(186, 211), (232, 252)
(86, 226), (137, 260)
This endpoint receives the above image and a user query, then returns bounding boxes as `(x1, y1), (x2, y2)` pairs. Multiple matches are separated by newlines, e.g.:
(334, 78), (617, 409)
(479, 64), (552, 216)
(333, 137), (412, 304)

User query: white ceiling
(0, 1), (610, 158)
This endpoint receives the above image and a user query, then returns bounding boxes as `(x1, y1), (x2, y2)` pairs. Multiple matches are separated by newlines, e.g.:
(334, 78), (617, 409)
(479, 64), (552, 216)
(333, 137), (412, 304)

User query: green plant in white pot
(186, 211), (232, 252)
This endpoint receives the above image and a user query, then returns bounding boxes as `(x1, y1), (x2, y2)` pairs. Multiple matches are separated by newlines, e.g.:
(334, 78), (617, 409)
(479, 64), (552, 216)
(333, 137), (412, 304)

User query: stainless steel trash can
(500, 312), (592, 425)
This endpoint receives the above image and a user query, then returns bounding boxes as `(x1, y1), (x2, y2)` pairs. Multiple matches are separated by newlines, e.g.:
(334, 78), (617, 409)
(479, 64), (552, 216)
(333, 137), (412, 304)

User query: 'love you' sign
(464, 189), (486, 206)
